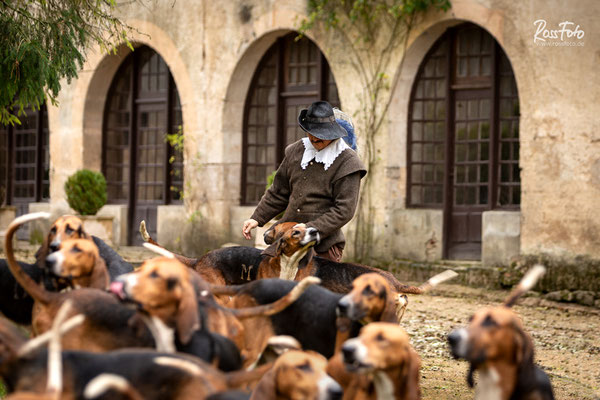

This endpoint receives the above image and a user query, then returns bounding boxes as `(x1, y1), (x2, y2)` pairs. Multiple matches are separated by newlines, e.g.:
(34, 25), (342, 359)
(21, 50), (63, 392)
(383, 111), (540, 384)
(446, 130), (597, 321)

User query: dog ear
(36, 235), (51, 268)
(261, 238), (286, 258)
(175, 282), (200, 345)
(513, 322), (534, 367)
(90, 254), (109, 289)
(250, 368), (277, 400)
(379, 286), (400, 323)
(401, 347), (421, 400)
(77, 223), (90, 239)
(263, 225), (278, 245)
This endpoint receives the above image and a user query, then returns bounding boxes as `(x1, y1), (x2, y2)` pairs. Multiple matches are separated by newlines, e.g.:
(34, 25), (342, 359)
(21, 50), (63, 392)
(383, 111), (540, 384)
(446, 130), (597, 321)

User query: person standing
(242, 101), (366, 262)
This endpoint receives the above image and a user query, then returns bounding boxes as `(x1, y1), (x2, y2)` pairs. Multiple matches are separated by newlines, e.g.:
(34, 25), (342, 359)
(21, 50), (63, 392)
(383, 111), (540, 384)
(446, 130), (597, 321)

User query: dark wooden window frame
(0, 104), (50, 206)
(102, 46), (183, 244)
(240, 33), (339, 205)
(407, 24), (521, 257)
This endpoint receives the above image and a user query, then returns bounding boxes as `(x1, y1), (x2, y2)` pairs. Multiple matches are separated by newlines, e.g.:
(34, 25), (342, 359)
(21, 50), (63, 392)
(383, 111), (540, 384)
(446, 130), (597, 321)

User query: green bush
(64, 169), (107, 216)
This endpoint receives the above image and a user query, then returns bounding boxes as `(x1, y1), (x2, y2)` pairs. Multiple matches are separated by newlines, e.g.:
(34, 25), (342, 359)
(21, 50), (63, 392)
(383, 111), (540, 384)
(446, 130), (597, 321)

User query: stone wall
(44, 0), (600, 265)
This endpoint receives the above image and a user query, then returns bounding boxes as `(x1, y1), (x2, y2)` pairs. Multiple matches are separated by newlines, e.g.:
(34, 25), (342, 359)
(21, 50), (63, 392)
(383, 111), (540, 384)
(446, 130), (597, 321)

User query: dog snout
(336, 298), (350, 317)
(322, 376), (343, 400)
(341, 343), (356, 364)
(308, 227), (320, 244)
(448, 328), (468, 359)
(49, 240), (60, 253)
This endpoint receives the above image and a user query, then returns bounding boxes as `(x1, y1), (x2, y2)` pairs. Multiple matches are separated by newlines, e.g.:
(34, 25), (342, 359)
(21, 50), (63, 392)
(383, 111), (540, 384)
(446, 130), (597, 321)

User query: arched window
(241, 33), (340, 204)
(407, 24), (520, 259)
(0, 105), (50, 238)
(103, 46), (183, 245)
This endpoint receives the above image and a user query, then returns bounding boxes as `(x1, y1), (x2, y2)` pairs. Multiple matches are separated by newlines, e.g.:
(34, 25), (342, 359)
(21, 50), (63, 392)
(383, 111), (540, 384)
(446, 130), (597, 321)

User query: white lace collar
(301, 137), (349, 170)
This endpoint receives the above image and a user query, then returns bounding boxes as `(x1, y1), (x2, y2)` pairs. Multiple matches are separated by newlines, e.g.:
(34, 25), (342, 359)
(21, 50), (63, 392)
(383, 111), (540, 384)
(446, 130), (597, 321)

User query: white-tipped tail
(517, 264), (546, 293)
(426, 269), (459, 287)
(9, 212), (51, 229)
(84, 374), (132, 398)
(143, 242), (175, 259)
(139, 220), (150, 242)
(290, 276), (320, 299)
(153, 356), (203, 376)
(18, 314), (85, 356)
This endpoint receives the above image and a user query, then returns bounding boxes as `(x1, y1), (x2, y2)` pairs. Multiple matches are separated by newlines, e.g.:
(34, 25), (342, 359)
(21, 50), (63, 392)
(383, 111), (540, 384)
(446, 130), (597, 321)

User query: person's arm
(250, 161), (291, 227)
(305, 171), (361, 237)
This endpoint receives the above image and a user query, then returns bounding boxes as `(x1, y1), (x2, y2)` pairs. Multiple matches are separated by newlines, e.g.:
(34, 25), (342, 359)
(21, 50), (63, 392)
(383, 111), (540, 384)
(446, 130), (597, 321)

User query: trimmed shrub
(64, 169), (107, 216)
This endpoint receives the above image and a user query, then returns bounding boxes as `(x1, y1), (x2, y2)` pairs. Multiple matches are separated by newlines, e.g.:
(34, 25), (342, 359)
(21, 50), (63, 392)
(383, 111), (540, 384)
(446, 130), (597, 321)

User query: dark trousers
(316, 244), (343, 262)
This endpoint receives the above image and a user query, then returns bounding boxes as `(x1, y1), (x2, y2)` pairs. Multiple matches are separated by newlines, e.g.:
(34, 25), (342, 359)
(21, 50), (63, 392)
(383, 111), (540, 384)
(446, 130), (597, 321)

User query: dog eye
(375, 333), (385, 342)
(50, 227), (57, 234)
(71, 245), (82, 254)
(481, 315), (498, 328)
(296, 362), (312, 372)
(362, 285), (375, 296)
(150, 270), (159, 278)
(65, 225), (74, 234)
(292, 230), (300, 236)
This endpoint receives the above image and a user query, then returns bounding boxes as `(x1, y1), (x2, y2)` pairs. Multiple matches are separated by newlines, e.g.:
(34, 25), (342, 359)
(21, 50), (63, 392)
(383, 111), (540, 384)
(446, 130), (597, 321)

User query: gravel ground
(405, 283), (600, 400)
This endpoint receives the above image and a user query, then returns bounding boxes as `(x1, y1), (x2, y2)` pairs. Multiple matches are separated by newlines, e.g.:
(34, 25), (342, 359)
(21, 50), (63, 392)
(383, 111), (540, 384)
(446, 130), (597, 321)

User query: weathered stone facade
(24, 0), (599, 266)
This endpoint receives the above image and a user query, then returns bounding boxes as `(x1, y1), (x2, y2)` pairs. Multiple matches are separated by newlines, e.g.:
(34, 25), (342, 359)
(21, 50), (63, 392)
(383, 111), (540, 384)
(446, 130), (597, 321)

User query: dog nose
(328, 380), (343, 400)
(49, 241), (60, 252)
(341, 343), (355, 364)
(447, 330), (461, 347)
(336, 299), (349, 316)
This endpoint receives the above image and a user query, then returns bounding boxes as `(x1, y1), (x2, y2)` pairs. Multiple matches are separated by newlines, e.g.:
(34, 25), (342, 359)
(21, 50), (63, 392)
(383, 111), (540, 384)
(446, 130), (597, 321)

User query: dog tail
(5, 212), (56, 305)
(226, 362), (273, 388)
(83, 373), (144, 400)
(504, 265), (546, 307)
(417, 269), (459, 293)
(139, 220), (199, 268)
(391, 269), (458, 294)
(216, 277), (321, 318)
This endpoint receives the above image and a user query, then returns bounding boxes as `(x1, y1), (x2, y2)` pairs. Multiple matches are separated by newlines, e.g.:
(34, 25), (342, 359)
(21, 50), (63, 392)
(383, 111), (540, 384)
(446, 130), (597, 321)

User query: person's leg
(316, 244), (343, 262)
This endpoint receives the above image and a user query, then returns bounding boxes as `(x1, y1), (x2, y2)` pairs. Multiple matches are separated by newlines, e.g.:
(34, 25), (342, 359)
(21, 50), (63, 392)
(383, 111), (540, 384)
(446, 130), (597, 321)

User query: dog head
(110, 258), (200, 344)
(341, 322), (420, 399)
(44, 238), (107, 289)
(262, 222), (320, 258)
(447, 306), (534, 386)
(336, 273), (398, 323)
(252, 350), (342, 400)
(36, 216), (88, 266)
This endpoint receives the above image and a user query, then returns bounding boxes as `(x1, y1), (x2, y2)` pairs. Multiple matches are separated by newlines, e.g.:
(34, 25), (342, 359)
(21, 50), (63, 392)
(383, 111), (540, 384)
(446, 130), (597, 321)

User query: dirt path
(406, 283), (600, 399)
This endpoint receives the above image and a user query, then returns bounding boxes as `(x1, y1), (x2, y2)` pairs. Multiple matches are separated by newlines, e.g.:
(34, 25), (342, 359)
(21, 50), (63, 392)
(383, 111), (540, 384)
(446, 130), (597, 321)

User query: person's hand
(242, 219), (259, 240)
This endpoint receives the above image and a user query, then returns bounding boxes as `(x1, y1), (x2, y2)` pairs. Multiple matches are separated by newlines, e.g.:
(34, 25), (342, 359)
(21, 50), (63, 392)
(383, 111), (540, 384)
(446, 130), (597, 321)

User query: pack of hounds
(0, 212), (555, 399)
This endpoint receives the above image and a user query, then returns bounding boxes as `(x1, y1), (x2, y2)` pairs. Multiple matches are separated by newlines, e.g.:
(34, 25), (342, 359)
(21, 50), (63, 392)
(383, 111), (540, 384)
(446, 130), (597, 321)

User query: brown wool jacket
(251, 139), (367, 253)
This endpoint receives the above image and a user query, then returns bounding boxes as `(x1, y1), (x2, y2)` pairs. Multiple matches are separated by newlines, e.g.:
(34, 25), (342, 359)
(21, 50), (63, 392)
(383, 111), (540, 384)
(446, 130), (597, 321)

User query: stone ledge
(378, 256), (600, 309)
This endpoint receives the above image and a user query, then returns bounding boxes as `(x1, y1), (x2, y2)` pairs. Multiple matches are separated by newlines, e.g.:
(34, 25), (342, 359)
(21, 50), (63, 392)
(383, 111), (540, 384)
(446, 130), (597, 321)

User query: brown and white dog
(261, 222), (457, 299)
(4, 213), (154, 351)
(110, 255), (319, 368)
(447, 266), (554, 400)
(251, 350), (342, 400)
(44, 238), (110, 290)
(328, 322), (421, 400)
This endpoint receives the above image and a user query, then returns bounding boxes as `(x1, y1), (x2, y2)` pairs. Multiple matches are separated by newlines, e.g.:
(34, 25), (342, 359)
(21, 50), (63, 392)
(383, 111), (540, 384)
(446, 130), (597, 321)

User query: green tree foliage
(64, 169), (107, 216)
(0, 0), (135, 126)
(298, 0), (451, 260)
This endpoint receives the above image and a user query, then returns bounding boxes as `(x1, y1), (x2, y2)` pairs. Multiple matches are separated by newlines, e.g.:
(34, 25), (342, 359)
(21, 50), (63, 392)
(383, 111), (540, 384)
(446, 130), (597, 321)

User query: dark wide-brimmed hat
(298, 101), (348, 140)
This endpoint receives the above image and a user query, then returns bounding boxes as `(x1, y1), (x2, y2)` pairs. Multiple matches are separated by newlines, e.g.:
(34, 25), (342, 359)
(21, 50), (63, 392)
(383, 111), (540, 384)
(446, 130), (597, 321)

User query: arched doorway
(0, 105), (50, 239)
(241, 32), (340, 205)
(407, 24), (520, 260)
(103, 46), (183, 245)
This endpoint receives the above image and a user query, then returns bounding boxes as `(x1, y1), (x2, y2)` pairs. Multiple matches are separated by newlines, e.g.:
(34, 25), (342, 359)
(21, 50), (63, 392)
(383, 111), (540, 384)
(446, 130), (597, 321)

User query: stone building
(1, 0), (598, 267)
